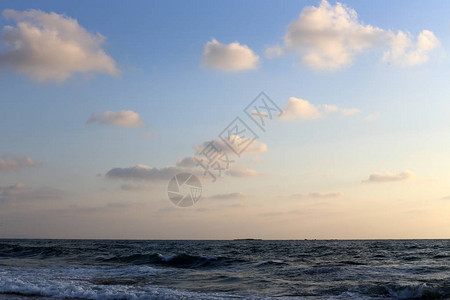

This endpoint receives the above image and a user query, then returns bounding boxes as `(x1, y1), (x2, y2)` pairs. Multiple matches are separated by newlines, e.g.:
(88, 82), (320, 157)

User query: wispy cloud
(120, 183), (152, 191)
(281, 97), (359, 120)
(202, 38), (259, 72)
(88, 110), (145, 128)
(196, 137), (268, 156)
(291, 192), (343, 199)
(0, 9), (118, 81)
(0, 154), (37, 172)
(205, 192), (247, 200)
(363, 170), (415, 183)
(0, 183), (63, 204)
(106, 164), (187, 181)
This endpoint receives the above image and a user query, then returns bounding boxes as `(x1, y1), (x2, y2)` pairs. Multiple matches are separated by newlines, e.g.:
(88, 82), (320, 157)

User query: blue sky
(1, 0), (450, 239)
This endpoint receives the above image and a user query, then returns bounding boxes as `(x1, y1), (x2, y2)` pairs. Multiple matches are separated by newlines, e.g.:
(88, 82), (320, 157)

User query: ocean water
(0, 240), (449, 299)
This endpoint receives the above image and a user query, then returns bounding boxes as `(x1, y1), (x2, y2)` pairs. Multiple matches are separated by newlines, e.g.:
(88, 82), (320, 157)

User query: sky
(1, 0), (450, 239)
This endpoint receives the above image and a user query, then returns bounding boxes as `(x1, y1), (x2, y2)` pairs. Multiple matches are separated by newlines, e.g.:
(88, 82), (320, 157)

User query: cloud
(382, 30), (439, 67)
(87, 110), (145, 128)
(0, 9), (118, 81)
(225, 166), (260, 178)
(442, 196), (450, 200)
(266, 0), (439, 70)
(106, 161), (260, 182)
(0, 154), (37, 171)
(363, 170), (415, 183)
(107, 134), (266, 183)
(176, 156), (198, 168)
(281, 97), (359, 120)
(196, 137), (268, 156)
(264, 44), (284, 59)
(202, 38), (259, 72)
(321, 104), (360, 116)
(120, 183), (152, 191)
(141, 131), (152, 138)
(106, 164), (187, 181)
(291, 192), (343, 199)
(309, 192), (343, 198)
(205, 192), (247, 200)
(364, 113), (379, 122)
(0, 183), (63, 203)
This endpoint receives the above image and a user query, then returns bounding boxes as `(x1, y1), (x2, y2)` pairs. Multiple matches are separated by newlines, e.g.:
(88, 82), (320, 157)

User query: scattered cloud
(266, 0), (439, 70)
(87, 110), (145, 128)
(281, 97), (359, 120)
(0, 183), (63, 203)
(0, 9), (118, 81)
(202, 38), (259, 72)
(205, 192), (247, 200)
(0, 154), (37, 171)
(107, 159), (260, 182)
(363, 170), (415, 183)
(441, 196), (450, 200)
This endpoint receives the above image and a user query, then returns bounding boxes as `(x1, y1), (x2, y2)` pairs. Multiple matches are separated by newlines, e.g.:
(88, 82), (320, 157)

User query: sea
(0, 239), (449, 299)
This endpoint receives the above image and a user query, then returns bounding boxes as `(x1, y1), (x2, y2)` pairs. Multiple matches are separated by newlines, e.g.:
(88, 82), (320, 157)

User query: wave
(0, 244), (67, 259)
(386, 283), (445, 299)
(100, 253), (242, 268)
(0, 279), (237, 300)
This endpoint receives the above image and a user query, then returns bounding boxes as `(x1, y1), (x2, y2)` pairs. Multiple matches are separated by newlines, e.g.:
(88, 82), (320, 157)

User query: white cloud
(0, 154), (37, 171)
(88, 110), (145, 128)
(281, 97), (359, 120)
(382, 30), (439, 67)
(0, 9), (119, 82)
(266, 0), (439, 70)
(363, 170), (415, 183)
(281, 97), (321, 120)
(202, 38), (259, 72)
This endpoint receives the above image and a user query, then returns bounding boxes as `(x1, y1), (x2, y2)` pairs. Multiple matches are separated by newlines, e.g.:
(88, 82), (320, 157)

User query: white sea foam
(0, 265), (244, 300)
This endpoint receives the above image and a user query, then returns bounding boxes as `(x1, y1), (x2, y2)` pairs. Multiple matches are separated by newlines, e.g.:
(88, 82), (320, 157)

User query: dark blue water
(0, 239), (449, 299)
